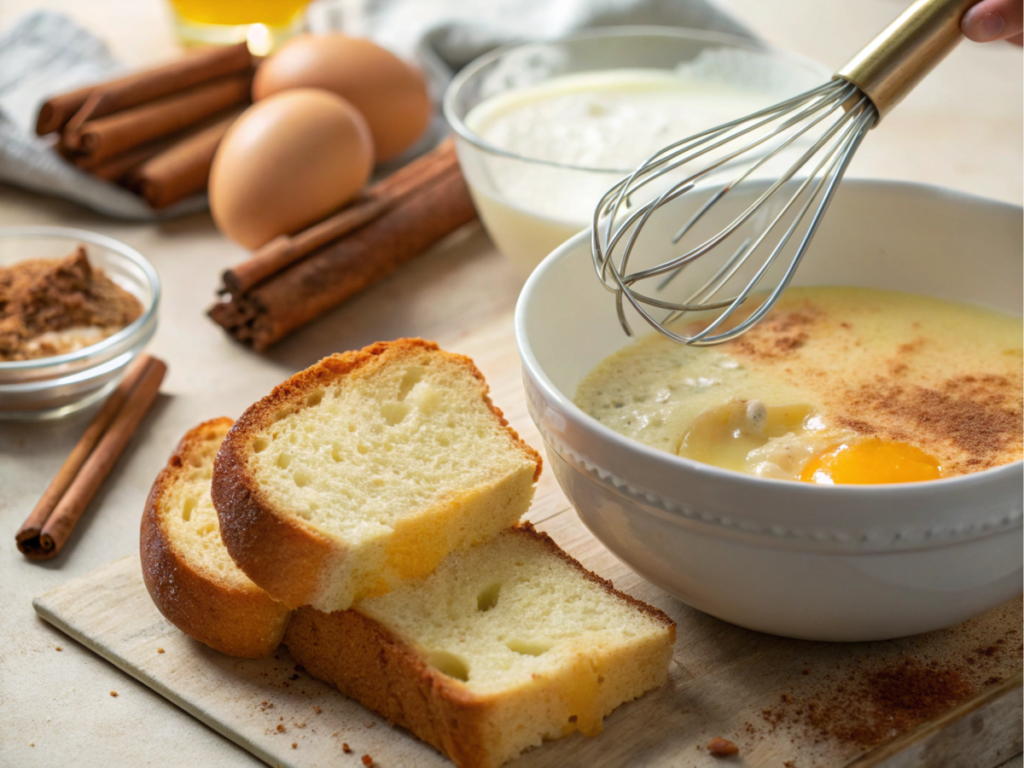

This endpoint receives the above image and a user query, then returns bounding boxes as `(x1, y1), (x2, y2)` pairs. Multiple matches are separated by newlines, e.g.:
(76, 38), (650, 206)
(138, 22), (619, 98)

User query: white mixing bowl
(515, 178), (1023, 642)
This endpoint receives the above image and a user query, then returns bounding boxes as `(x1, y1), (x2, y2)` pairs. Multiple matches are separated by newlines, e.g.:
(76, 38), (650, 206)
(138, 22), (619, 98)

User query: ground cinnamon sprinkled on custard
(728, 305), (822, 359)
(839, 374), (1023, 473)
(711, 297), (1022, 475)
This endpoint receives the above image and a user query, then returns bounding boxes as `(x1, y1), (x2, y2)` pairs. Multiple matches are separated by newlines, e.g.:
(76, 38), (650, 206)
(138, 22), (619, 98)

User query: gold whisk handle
(835, 0), (975, 119)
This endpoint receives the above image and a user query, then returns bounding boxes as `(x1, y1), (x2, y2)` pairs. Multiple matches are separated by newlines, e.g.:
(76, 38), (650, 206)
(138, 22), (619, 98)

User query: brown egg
(209, 88), (373, 249)
(253, 34), (432, 162)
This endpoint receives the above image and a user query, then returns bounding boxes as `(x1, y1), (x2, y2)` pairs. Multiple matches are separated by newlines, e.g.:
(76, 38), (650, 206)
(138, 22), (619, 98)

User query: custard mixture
(575, 287), (1023, 483)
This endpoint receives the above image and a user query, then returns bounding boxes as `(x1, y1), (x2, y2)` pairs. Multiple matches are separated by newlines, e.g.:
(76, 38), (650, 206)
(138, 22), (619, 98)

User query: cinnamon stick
(223, 139), (461, 296)
(37, 83), (95, 138)
(76, 139), (173, 181)
(37, 43), (252, 136)
(126, 108), (242, 209)
(210, 158), (476, 350)
(15, 354), (153, 553)
(16, 355), (167, 559)
(62, 73), (252, 163)
(222, 197), (384, 296)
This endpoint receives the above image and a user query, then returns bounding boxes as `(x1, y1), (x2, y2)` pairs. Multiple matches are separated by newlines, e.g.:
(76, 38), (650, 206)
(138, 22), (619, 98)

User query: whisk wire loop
(620, 82), (859, 288)
(590, 0), (975, 345)
(656, 87), (868, 302)
(592, 78), (878, 344)
(683, 100), (876, 344)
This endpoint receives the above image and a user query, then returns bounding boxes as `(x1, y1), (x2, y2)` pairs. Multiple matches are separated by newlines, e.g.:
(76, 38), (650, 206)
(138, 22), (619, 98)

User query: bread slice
(212, 338), (543, 611)
(141, 418), (291, 658)
(285, 524), (676, 768)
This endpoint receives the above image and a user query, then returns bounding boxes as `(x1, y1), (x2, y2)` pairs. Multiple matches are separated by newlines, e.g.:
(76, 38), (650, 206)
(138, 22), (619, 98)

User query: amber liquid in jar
(168, 0), (309, 53)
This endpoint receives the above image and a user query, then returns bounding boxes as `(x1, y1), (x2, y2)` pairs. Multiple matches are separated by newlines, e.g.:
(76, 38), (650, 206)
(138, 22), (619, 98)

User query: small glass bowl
(0, 227), (160, 421)
(444, 27), (829, 276)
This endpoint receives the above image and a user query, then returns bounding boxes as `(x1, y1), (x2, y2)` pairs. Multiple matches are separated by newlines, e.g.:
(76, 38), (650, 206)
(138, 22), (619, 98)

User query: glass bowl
(0, 226), (160, 420)
(444, 26), (829, 276)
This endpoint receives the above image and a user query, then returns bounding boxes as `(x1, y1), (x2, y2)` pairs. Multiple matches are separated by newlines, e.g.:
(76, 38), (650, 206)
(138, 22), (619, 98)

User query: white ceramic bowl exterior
(515, 179), (1023, 641)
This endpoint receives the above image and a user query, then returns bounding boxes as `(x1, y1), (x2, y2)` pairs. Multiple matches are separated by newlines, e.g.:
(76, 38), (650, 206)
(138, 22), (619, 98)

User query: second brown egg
(254, 34), (432, 162)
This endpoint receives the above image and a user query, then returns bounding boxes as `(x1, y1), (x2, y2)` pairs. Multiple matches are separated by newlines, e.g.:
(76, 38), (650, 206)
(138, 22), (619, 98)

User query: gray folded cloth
(0, 1), (752, 220)
(0, 10), (208, 220)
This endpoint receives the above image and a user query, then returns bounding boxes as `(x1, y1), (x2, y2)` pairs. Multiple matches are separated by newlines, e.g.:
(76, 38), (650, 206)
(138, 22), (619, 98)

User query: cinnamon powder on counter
(760, 657), (980, 749)
(0, 246), (142, 362)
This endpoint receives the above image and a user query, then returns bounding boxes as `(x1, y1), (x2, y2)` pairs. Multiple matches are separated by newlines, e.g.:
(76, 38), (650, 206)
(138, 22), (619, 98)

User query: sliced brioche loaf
(212, 338), (542, 611)
(285, 523), (676, 768)
(141, 418), (292, 658)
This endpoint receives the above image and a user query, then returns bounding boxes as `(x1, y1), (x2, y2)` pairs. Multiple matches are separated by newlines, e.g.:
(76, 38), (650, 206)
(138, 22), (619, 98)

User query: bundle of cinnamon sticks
(16, 355), (167, 559)
(39, 44), (254, 209)
(209, 138), (478, 350)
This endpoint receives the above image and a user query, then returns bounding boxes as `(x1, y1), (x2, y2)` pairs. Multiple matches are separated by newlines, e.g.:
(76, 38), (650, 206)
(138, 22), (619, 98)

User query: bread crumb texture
(287, 526), (675, 768)
(231, 339), (541, 610)
(141, 418), (291, 657)
(156, 419), (256, 588)
(707, 737), (739, 756)
(361, 527), (671, 700)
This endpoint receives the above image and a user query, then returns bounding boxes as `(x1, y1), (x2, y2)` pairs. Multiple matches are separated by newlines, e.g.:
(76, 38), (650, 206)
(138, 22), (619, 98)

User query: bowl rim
(443, 24), (832, 174)
(515, 177), (1024, 498)
(0, 225), (161, 372)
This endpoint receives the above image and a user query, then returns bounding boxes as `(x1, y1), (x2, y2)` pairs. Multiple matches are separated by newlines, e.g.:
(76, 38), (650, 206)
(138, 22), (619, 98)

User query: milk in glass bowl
(444, 28), (828, 275)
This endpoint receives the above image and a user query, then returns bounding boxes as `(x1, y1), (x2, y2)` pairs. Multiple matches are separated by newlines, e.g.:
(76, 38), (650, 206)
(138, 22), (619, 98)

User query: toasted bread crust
(210, 434), (340, 610)
(286, 608), (492, 767)
(141, 418), (292, 658)
(283, 523), (675, 768)
(212, 338), (543, 609)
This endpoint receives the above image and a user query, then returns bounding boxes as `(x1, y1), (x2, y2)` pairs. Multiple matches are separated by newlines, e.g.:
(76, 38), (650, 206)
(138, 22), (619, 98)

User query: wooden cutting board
(33, 315), (1024, 768)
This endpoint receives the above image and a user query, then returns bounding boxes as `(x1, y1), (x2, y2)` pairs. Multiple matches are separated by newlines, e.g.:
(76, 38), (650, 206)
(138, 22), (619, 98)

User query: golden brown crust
(211, 338), (542, 609)
(285, 608), (492, 768)
(283, 525), (675, 768)
(140, 418), (292, 658)
(211, 433), (340, 609)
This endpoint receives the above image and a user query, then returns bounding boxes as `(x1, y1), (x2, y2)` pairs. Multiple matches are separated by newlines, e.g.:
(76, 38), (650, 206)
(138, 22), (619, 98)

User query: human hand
(961, 0), (1023, 45)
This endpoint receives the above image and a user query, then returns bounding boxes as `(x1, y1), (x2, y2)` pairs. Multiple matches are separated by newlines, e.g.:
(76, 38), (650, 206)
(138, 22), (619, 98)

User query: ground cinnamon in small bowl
(0, 246), (143, 362)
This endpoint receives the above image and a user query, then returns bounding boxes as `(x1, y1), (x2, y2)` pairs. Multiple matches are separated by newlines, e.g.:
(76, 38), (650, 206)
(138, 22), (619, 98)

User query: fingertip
(962, 7), (1007, 41)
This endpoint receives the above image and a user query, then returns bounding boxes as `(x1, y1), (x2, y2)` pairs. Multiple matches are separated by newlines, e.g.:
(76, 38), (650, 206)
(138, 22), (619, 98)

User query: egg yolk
(800, 439), (942, 485)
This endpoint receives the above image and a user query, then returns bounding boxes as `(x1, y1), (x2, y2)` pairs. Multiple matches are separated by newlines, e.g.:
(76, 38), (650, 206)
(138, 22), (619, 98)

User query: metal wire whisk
(592, 0), (976, 345)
